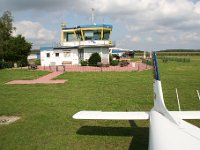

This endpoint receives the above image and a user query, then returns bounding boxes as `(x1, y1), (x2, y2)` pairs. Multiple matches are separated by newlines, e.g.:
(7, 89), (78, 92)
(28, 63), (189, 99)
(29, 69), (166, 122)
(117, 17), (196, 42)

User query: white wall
(27, 54), (37, 60)
(84, 47), (109, 64)
(40, 49), (79, 66)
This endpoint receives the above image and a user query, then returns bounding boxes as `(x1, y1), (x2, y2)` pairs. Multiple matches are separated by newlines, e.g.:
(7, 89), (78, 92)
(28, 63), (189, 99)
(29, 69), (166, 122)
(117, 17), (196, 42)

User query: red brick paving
(6, 71), (66, 84)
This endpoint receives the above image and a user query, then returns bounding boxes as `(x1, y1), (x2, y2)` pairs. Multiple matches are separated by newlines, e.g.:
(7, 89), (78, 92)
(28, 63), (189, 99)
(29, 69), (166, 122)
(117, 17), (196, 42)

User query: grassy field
(0, 57), (200, 150)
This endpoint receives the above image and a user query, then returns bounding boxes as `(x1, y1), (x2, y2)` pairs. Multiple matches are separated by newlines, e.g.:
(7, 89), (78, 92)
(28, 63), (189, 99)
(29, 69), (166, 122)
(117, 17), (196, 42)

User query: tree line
(0, 11), (31, 68)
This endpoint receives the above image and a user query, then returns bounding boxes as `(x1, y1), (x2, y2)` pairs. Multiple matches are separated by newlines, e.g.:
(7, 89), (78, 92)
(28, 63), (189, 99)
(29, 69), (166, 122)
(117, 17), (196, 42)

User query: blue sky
(1, 0), (200, 50)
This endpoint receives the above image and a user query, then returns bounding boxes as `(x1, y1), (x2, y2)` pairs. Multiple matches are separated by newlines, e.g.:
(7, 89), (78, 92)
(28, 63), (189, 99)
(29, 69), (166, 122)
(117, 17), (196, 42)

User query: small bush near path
(81, 60), (88, 66)
(88, 53), (101, 66)
(110, 60), (119, 66)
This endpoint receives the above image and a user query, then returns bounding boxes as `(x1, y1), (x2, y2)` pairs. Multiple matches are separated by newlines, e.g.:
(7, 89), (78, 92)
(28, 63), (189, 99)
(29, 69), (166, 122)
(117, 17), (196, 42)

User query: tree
(4, 35), (32, 66)
(88, 52), (101, 66)
(0, 11), (32, 67)
(0, 11), (14, 60)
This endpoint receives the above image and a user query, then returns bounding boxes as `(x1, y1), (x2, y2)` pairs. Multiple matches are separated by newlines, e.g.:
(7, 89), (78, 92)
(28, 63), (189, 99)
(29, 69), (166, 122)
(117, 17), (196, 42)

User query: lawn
(0, 57), (200, 150)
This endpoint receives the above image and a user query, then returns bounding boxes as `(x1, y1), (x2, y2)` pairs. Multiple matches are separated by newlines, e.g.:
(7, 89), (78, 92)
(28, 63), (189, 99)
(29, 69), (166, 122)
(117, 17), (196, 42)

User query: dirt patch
(0, 116), (20, 125)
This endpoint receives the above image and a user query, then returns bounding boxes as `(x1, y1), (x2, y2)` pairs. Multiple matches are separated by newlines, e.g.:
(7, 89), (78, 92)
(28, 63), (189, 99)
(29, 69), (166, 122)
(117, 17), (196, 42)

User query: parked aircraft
(73, 52), (200, 150)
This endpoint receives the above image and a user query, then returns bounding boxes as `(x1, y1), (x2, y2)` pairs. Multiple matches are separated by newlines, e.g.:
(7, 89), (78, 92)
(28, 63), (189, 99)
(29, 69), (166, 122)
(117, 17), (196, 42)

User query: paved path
(6, 71), (66, 84)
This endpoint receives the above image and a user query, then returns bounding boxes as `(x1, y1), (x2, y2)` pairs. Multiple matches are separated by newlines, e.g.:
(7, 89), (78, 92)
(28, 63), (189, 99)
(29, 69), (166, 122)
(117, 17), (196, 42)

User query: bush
(0, 61), (13, 69)
(88, 53), (101, 66)
(80, 60), (88, 66)
(112, 54), (120, 60)
(109, 54), (113, 63)
(119, 60), (129, 67)
(34, 59), (41, 65)
(17, 58), (28, 67)
(110, 60), (119, 66)
(142, 59), (152, 65)
(0, 61), (4, 69)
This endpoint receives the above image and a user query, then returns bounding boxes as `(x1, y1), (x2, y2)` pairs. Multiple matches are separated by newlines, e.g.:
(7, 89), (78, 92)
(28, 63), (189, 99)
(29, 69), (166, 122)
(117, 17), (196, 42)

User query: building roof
(30, 49), (40, 54)
(62, 24), (113, 30)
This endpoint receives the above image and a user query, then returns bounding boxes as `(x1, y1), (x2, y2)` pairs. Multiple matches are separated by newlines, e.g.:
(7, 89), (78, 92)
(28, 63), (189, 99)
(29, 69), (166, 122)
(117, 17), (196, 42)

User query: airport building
(40, 24), (114, 66)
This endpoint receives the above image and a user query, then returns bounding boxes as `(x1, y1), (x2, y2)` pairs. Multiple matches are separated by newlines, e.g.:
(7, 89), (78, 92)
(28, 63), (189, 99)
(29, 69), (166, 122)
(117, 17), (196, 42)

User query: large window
(84, 31), (94, 40)
(84, 30), (101, 40)
(64, 32), (76, 42)
(103, 31), (110, 40)
(93, 31), (101, 40)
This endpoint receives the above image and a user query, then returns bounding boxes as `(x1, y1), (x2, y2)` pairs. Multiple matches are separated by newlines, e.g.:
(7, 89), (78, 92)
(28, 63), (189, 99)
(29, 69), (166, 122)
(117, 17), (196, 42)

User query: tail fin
(152, 52), (179, 124)
(152, 52), (167, 113)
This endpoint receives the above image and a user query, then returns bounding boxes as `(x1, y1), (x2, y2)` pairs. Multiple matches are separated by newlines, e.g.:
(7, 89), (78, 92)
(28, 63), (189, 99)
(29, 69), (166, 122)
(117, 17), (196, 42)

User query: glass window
(103, 31), (110, 40)
(93, 31), (101, 40)
(84, 31), (94, 40)
(55, 53), (59, 57)
(64, 32), (76, 41)
(46, 53), (50, 57)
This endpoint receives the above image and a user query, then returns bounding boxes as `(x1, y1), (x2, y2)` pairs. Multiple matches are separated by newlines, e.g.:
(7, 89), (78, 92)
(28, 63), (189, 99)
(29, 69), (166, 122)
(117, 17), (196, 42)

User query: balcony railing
(62, 40), (115, 47)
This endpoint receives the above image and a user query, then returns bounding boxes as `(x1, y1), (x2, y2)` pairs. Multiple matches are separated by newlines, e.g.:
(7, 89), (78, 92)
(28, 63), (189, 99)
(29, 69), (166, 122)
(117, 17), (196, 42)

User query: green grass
(0, 58), (200, 150)
(0, 69), (49, 84)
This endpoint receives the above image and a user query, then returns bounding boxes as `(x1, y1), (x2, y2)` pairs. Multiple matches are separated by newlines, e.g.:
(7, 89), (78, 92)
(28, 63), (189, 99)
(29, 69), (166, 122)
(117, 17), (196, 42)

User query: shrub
(112, 54), (120, 60)
(110, 60), (119, 66)
(34, 59), (41, 65)
(0, 61), (4, 69)
(109, 54), (113, 63)
(119, 60), (129, 67)
(88, 53), (101, 66)
(142, 59), (153, 65)
(81, 60), (88, 66)
(0, 61), (13, 69)
(17, 58), (28, 67)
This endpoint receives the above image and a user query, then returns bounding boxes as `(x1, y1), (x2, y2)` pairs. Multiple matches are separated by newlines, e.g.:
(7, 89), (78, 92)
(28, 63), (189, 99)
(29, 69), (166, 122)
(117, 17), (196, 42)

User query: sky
(1, 0), (200, 50)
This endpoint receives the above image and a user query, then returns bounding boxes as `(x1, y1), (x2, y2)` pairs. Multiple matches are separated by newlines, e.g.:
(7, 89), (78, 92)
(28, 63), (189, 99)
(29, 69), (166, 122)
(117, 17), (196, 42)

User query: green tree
(88, 52), (101, 66)
(4, 35), (32, 66)
(0, 11), (14, 60)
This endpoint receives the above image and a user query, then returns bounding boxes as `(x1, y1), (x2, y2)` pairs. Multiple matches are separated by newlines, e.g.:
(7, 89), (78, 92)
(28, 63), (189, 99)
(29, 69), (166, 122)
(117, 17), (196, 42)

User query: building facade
(40, 24), (114, 66)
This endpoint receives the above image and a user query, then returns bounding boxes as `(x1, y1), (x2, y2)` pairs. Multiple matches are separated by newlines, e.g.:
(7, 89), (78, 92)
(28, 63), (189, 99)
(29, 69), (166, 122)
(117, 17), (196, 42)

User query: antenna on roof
(91, 8), (96, 25)
(61, 22), (66, 28)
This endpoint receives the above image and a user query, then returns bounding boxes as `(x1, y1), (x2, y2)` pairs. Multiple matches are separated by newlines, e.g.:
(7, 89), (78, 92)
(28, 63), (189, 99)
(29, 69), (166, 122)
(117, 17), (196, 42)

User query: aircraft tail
(152, 52), (167, 113)
(152, 52), (179, 124)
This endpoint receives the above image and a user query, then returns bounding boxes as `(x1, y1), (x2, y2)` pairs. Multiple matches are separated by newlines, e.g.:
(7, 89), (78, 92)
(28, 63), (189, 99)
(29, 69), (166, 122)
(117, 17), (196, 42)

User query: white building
(40, 24), (114, 66)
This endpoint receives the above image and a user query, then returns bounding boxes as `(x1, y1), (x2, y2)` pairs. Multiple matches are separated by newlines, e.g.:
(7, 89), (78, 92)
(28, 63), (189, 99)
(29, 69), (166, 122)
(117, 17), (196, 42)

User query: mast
(91, 8), (96, 25)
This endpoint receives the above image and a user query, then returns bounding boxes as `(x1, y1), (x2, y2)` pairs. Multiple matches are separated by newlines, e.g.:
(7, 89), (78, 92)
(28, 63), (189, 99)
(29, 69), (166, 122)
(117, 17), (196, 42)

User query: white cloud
(2, 0), (200, 49)
(180, 32), (200, 42)
(147, 37), (153, 42)
(13, 21), (57, 48)
(131, 36), (141, 43)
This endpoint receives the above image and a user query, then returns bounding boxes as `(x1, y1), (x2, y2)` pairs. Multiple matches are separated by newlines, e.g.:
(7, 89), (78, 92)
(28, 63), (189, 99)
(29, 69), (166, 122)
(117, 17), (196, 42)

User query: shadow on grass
(76, 121), (149, 150)
(128, 120), (149, 150)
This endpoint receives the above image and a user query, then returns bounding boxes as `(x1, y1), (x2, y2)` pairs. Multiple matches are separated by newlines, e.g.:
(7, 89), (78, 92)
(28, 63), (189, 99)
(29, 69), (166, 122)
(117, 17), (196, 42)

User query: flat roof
(62, 24), (113, 30)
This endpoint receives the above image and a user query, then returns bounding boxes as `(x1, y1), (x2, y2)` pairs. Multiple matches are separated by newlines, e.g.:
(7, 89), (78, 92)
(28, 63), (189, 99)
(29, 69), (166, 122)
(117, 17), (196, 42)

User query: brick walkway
(38, 62), (151, 72)
(6, 71), (66, 84)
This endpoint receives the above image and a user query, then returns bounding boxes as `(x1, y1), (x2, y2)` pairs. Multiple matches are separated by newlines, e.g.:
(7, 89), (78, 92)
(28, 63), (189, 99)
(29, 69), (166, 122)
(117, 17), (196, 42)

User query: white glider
(73, 52), (200, 150)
